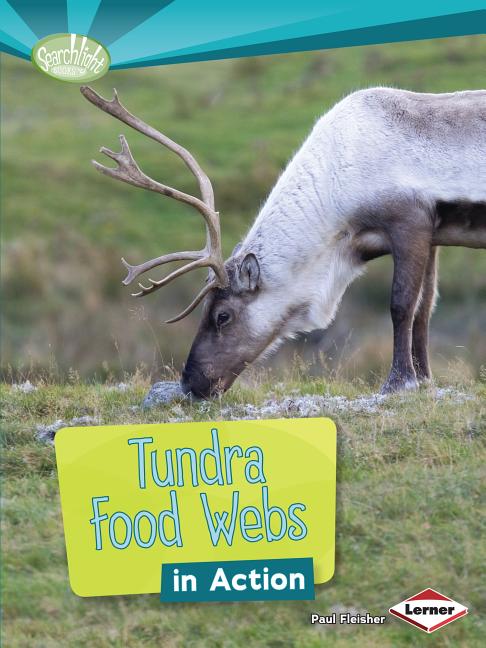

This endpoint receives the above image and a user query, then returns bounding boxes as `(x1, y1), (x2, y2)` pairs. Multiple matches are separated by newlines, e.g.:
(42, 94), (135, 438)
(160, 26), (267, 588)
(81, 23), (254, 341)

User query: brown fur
(353, 196), (485, 392)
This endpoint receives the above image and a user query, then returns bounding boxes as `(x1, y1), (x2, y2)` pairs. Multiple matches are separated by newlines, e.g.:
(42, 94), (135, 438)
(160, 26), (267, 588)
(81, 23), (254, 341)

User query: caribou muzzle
(181, 354), (242, 398)
(181, 360), (213, 398)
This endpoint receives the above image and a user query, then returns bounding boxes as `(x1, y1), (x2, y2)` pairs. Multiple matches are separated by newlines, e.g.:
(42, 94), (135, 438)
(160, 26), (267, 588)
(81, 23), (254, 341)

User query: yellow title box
(55, 417), (336, 597)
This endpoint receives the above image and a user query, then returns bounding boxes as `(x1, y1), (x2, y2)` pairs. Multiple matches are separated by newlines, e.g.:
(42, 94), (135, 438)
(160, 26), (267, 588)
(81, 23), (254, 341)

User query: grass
(1, 368), (485, 647)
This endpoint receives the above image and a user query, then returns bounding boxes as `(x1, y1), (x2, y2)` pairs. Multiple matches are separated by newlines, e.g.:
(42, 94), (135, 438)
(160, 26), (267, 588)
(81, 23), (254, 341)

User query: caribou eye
(216, 311), (231, 328)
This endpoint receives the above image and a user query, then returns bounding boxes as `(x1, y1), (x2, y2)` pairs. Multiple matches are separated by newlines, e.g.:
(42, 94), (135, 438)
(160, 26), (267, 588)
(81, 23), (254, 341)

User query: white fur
(237, 87), (486, 343)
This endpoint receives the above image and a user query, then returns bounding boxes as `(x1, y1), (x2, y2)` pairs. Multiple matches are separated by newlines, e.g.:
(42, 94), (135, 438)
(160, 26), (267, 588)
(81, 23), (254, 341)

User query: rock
(106, 382), (129, 392)
(36, 415), (102, 443)
(36, 419), (65, 443)
(142, 381), (186, 408)
(12, 380), (37, 393)
(434, 387), (474, 403)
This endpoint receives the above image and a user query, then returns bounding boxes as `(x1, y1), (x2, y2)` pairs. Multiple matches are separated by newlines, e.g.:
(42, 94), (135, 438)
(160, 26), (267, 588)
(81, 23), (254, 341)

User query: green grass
(2, 370), (485, 647)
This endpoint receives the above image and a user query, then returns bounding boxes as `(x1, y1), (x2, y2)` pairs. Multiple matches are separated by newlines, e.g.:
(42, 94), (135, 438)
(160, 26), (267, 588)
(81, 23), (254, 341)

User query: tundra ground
(1, 367), (485, 647)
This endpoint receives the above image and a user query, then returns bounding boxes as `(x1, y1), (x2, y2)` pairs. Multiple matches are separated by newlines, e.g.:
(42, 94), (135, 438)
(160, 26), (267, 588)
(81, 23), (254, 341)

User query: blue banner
(0, 1), (484, 67)
(160, 557), (315, 602)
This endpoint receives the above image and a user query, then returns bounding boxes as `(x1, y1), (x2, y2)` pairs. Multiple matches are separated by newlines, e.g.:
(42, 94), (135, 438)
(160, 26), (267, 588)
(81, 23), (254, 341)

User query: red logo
(389, 588), (468, 633)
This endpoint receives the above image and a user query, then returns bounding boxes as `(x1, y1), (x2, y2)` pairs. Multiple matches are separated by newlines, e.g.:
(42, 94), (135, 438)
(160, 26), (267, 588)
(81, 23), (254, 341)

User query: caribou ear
(238, 253), (260, 292)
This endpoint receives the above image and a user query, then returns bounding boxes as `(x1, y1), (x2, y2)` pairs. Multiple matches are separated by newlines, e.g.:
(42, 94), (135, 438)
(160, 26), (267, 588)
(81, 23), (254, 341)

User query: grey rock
(142, 381), (186, 408)
(434, 387), (474, 403)
(12, 380), (37, 393)
(36, 415), (102, 444)
(106, 382), (129, 392)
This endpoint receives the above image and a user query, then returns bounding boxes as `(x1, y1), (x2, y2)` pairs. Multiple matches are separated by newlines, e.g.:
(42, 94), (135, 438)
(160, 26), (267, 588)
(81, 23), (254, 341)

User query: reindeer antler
(80, 86), (228, 323)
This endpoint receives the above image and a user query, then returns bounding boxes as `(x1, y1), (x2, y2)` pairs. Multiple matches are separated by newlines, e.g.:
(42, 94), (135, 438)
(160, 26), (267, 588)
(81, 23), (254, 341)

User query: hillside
(2, 36), (486, 380)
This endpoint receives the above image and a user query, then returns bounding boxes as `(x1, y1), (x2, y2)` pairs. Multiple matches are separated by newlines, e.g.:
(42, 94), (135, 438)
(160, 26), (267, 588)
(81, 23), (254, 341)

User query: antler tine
(81, 86), (229, 321)
(121, 252), (202, 285)
(131, 257), (209, 298)
(92, 134), (209, 215)
(164, 281), (218, 324)
(80, 85), (214, 208)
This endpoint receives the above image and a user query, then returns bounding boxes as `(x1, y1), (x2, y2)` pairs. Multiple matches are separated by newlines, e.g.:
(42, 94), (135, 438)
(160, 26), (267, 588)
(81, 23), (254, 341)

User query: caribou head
(81, 86), (286, 397)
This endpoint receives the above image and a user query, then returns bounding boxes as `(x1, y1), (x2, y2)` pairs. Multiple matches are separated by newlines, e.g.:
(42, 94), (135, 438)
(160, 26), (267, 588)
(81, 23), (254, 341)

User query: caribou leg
(381, 220), (432, 394)
(412, 246), (439, 382)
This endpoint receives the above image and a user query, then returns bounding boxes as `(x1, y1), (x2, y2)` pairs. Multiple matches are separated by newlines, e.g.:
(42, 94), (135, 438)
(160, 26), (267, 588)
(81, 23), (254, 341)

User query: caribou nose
(181, 362), (212, 399)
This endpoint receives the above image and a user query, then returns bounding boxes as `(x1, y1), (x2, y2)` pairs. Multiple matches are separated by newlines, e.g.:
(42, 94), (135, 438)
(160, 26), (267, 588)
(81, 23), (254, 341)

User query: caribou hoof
(380, 373), (419, 395)
(416, 373), (434, 386)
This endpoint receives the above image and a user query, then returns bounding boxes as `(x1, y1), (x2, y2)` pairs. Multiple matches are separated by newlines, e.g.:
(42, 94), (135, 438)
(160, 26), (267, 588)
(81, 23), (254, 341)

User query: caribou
(81, 85), (486, 397)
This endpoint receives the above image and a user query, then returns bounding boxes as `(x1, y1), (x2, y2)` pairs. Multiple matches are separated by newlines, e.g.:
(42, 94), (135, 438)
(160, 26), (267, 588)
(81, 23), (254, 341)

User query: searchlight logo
(32, 33), (110, 82)
(389, 588), (468, 633)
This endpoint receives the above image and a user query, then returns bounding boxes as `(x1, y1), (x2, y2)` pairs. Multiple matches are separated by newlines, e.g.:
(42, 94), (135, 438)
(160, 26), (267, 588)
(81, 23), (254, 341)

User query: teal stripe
(89, 0), (175, 45)
(0, 0), (37, 50)
(8, 0), (68, 39)
(0, 41), (31, 60)
(112, 10), (486, 69)
(0, 28), (32, 57)
(107, 1), (483, 66)
(66, 0), (102, 35)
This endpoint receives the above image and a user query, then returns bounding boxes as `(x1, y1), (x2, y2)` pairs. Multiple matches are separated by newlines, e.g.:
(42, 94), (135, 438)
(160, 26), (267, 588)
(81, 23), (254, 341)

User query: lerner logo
(32, 34), (110, 82)
(389, 588), (468, 633)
